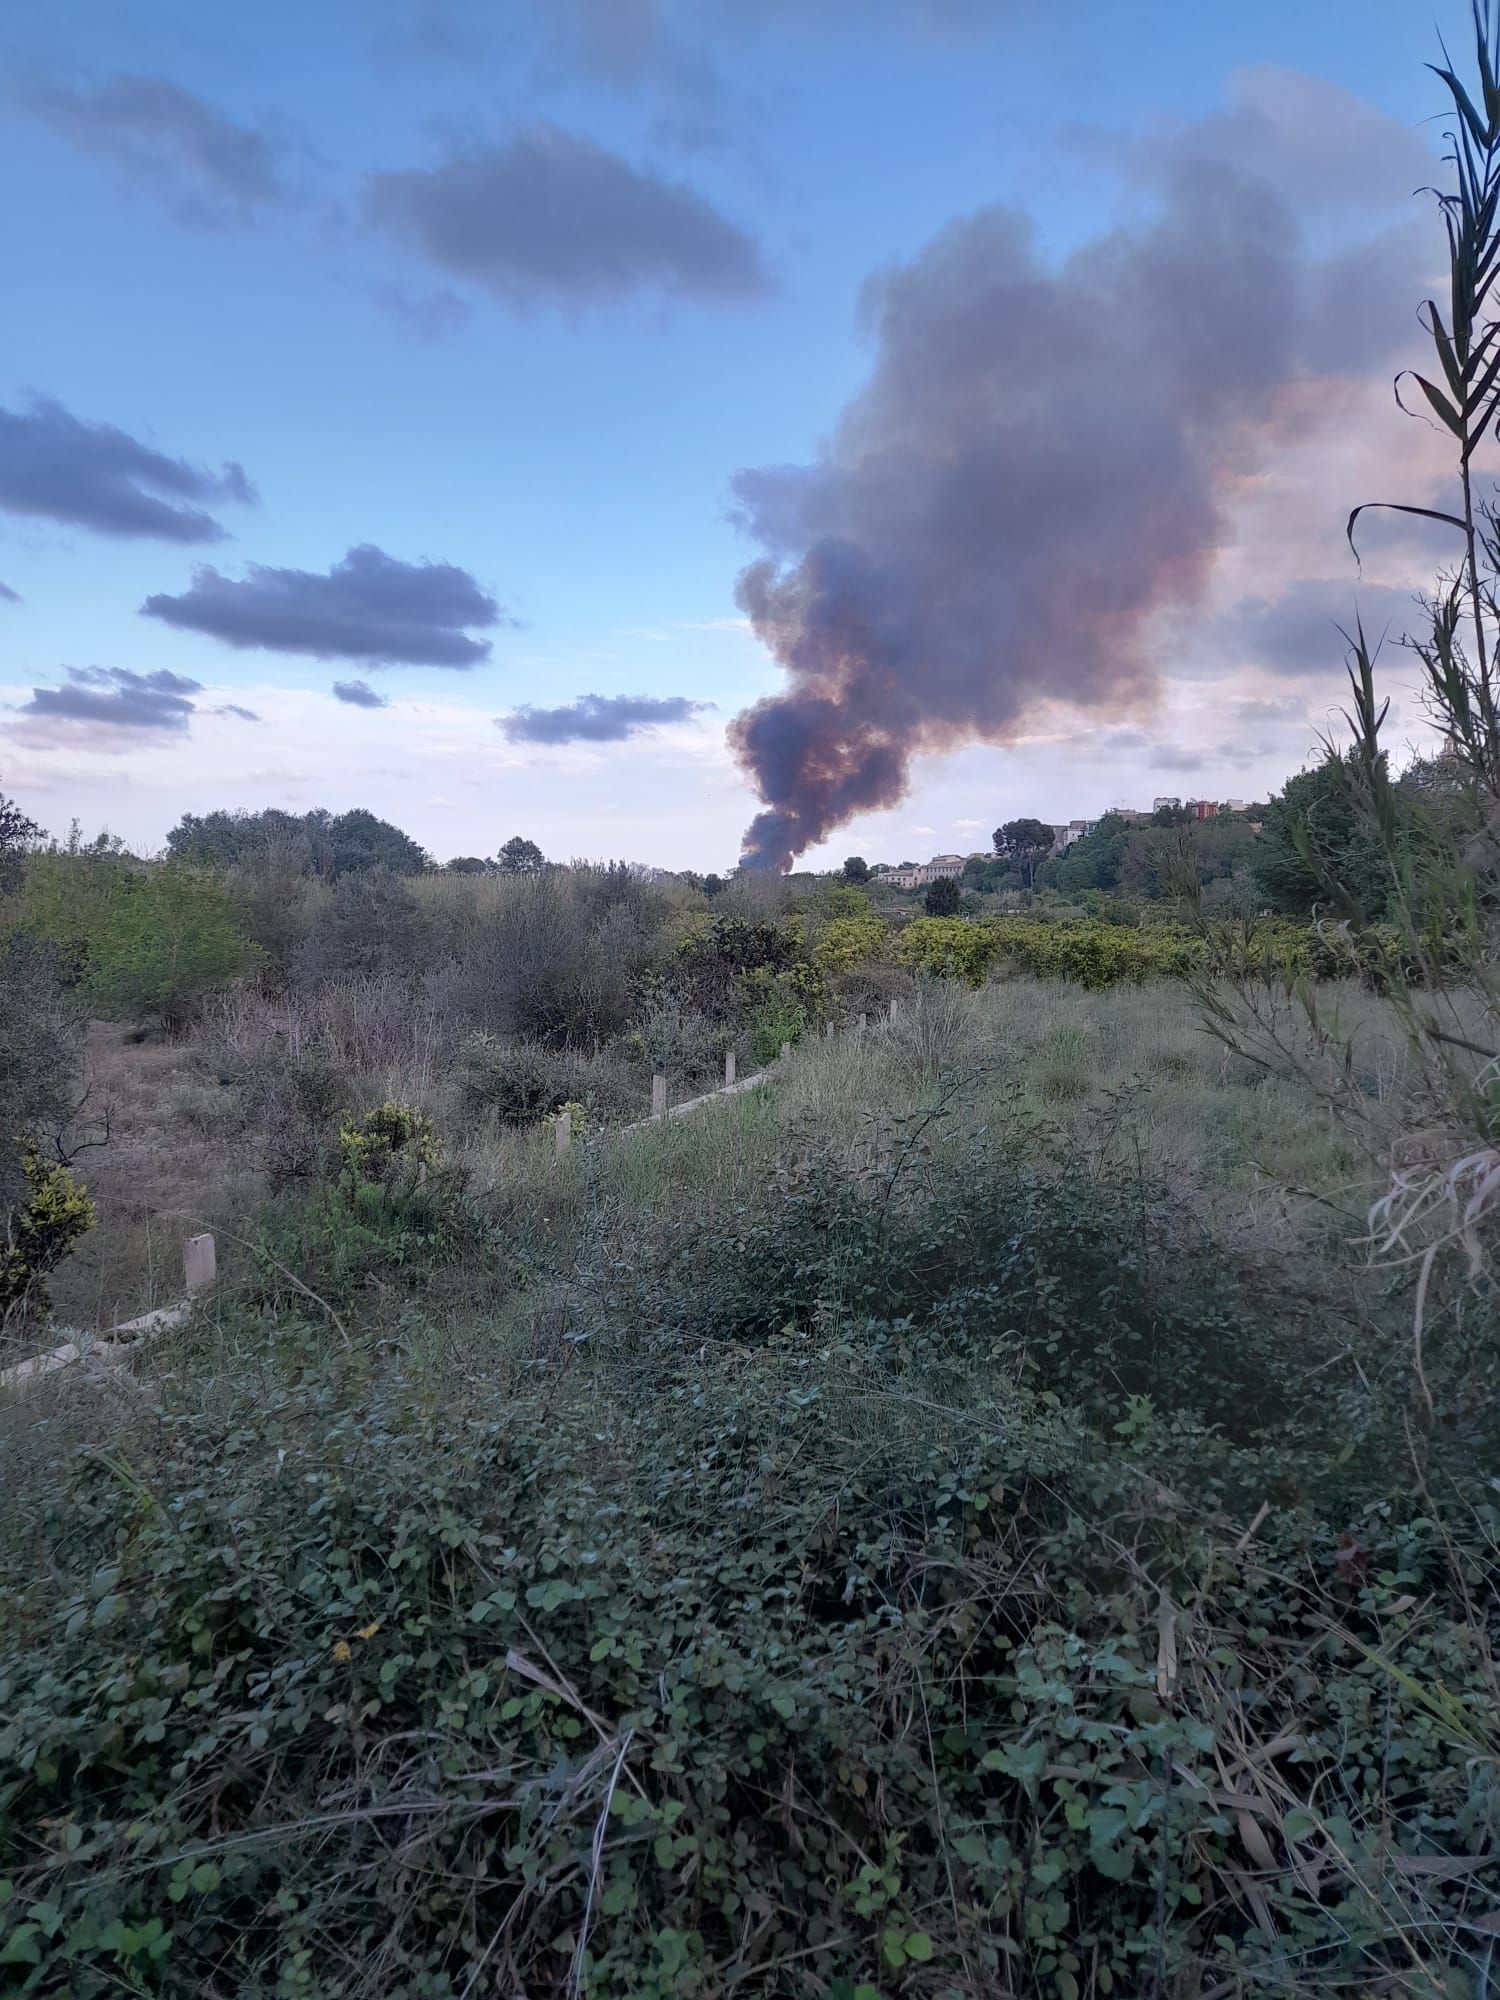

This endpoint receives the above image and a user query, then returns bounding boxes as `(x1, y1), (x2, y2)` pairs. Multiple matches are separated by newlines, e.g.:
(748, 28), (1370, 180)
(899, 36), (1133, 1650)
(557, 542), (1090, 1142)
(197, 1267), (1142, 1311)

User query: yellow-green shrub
(1, 1147), (95, 1317)
(894, 917), (1004, 985)
(338, 1103), (441, 1188)
(811, 912), (888, 976)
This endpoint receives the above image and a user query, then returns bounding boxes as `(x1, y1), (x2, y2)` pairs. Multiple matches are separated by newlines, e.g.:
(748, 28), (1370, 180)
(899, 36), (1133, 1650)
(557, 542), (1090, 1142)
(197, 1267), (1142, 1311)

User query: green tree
(924, 875), (962, 916)
(0, 784), (41, 895)
(166, 806), (428, 878)
(994, 817), (1055, 889)
(320, 808), (429, 878)
(446, 855), (492, 875)
(842, 855), (870, 884)
(1252, 756), (1393, 918)
(86, 865), (259, 1027)
(1047, 814), (1132, 895)
(498, 835), (546, 875)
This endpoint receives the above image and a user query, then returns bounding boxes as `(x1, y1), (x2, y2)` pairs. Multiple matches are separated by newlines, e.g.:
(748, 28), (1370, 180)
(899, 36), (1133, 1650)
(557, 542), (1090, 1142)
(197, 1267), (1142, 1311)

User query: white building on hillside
(885, 853), (967, 889)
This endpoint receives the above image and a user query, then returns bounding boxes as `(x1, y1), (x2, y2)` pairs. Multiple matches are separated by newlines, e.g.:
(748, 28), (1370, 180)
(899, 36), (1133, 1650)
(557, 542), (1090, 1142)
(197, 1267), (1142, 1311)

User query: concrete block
(183, 1233), (216, 1293)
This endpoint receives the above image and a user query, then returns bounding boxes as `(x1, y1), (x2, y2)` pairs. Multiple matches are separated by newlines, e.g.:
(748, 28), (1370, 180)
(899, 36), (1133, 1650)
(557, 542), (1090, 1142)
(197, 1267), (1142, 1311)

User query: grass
(38, 976), (1398, 1338)
(7, 975), (1493, 1996)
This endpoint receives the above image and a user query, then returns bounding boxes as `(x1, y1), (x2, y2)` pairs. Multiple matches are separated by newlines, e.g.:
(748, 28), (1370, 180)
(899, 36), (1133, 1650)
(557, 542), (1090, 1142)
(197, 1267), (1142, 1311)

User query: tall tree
(842, 855), (870, 884)
(0, 783), (40, 894)
(497, 835), (546, 875)
(993, 817), (1055, 888)
(924, 875), (962, 915)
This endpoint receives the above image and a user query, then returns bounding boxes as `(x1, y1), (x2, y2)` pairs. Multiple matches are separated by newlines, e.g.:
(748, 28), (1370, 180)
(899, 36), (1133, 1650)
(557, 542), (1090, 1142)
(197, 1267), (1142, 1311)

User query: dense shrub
(2, 1320), (1495, 1997)
(296, 871), (430, 986)
(83, 865), (259, 1027)
(577, 1108), (1339, 1442)
(0, 933), (80, 1215)
(167, 805), (428, 878)
(251, 1103), (491, 1311)
(0, 1147), (94, 1323)
(454, 1032), (641, 1127)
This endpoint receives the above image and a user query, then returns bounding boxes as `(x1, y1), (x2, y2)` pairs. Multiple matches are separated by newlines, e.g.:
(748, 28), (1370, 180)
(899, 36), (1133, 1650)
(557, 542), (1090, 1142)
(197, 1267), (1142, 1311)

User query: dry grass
(48, 1022), (259, 1332)
(45, 975), (1422, 1336)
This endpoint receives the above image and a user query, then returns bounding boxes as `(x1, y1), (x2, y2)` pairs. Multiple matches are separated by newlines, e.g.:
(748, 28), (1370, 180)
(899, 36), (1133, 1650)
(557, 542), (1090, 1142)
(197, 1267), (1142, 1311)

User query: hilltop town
(877, 794), (1258, 887)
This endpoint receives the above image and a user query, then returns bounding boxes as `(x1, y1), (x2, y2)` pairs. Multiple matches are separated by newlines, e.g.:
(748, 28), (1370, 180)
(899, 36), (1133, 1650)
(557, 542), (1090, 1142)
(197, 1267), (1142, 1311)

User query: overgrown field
(4, 976), (1500, 1998)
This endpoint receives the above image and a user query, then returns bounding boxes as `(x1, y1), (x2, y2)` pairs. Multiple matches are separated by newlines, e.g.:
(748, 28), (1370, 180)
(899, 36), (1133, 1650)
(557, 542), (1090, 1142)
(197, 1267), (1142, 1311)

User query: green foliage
(1253, 755), (1396, 918)
(0, 1146), (94, 1320)
(923, 874), (962, 916)
(251, 1105), (492, 1311)
(497, 834), (546, 875)
(3, 1299), (1494, 1997)
(993, 816), (1054, 884)
(894, 915), (1004, 984)
(0, 786), (40, 895)
(0, 933), (80, 1216)
(746, 989), (806, 1063)
(297, 870), (429, 984)
(337, 1102), (441, 1187)
(1045, 813), (1134, 894)
(841, 854), (870, 883)
(16, 848), (136, 987)
(809, 912), (886, 976)
(166, 806), (429, 879)
(81, 865), (259, 1027)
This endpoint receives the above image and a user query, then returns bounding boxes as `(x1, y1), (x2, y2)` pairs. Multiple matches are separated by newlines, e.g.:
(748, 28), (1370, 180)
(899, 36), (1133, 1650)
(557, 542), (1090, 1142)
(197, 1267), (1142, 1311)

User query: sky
(0, 0), (1477, 871)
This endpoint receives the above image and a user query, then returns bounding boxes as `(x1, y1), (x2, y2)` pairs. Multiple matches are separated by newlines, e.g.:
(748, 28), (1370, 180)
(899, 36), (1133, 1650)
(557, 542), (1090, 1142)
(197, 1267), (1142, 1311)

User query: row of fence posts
(551, 1007), (888, 1156)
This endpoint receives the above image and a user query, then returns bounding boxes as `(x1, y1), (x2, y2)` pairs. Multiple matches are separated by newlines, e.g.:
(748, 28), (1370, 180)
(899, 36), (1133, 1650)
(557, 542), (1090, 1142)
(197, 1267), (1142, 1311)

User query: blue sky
(0, 0), (1472, 869)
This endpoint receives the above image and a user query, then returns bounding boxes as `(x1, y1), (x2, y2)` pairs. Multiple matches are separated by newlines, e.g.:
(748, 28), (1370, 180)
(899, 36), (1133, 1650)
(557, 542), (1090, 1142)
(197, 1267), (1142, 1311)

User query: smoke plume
(727, 76), (1424, 869)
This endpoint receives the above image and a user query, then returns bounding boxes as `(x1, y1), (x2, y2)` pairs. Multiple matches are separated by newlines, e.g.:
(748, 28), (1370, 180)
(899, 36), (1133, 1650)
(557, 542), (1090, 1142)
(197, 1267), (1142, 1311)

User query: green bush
(0, 1147), (95, 1322)
(746, 990), (806, 1063)
(2, 1317), (1494, 1997)
(337, 1102), (440, 1186)
(83, 865), (259, 1027)
(251, 1106), (493, 1312)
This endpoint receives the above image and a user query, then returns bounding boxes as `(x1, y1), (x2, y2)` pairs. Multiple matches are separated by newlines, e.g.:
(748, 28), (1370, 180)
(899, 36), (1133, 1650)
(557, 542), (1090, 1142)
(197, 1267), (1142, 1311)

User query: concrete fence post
(652, 1074), (667, 1122)
(554, 1111), (571, 1159)
(725, 1049), (736, 1087)
(183, 1233), (216, 1294)
(824, 1019), (835, 1039)
(779, 1040), (791, 1062)
(858, 1012), (868, 1033)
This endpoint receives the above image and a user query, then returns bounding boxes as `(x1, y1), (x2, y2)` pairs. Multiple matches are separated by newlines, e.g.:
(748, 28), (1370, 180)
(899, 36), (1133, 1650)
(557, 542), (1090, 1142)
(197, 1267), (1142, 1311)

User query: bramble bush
(2, 1309), (1496, 1998)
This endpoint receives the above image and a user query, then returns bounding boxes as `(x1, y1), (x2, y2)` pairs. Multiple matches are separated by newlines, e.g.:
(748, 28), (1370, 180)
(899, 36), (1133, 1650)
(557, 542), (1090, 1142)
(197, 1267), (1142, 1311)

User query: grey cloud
(555, 0), (1011, 80)
(1233, 694), (1310, 725)
(1222, 578), (1419, 678)
(727, 84), (1425, 868)
(141, 544), (507, 667)
(17, 72), (286, 227)
(364, 124), (770, 309)
(214, 702), (260, 721)
(499, 690), (705, 742)
(20, 664), (202, 732)
(1148, 747), (1205, 773)
(0, 396), (255, 543)
(0, 582), (18, 603)
(333, 679), (389, 708)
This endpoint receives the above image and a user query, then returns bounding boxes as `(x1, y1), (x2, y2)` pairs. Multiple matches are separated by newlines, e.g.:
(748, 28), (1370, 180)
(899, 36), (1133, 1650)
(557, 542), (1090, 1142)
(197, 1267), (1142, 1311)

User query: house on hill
(885, 853), (967, 889)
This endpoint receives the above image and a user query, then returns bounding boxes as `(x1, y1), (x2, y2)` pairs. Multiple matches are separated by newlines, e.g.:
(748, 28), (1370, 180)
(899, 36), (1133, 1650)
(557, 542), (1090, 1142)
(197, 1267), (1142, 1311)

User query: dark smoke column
(726, 107), (1421, 871)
